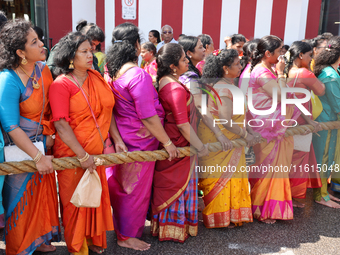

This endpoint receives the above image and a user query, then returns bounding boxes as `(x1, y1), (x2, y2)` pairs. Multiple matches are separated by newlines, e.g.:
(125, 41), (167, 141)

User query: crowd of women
(0, 17), (340, 254)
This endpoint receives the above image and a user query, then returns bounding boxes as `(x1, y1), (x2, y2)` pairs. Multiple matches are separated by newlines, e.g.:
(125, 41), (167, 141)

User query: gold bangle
(163, 139), (172, 147)
(215, 130), (224, 137)
(238, 128), (244, 137)
(244, 131), (248, 139)
(78, 152), (90, 163)
(33, 150), (43, 164)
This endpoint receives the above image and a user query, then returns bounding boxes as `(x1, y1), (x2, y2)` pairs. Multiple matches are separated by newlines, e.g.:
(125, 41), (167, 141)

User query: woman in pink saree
(104, 23), (179, 251)
(248, 36), (301, 224)
(284, 41), (324, 207)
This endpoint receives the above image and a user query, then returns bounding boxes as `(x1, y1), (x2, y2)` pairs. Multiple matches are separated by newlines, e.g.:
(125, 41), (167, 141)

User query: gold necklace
(15, 69), (26, 87)
(19, 64), (40, 89)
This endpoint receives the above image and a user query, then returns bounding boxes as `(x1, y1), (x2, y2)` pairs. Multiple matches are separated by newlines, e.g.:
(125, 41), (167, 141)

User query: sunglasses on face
(163, 31), (172, 34)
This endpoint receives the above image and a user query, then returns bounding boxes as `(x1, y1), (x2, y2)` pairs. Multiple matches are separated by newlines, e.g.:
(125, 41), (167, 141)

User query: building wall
(48, 0), (322, 51)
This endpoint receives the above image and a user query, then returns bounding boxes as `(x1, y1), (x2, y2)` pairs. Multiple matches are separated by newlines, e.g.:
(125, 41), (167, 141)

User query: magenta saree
(105, 67), (165, 239)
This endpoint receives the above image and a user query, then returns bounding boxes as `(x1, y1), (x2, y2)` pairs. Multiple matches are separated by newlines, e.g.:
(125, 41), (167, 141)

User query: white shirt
(156, 38), (178, 52)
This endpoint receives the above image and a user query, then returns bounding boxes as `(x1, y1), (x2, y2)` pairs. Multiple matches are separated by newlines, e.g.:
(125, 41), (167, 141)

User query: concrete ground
(0, 189), (339, 255)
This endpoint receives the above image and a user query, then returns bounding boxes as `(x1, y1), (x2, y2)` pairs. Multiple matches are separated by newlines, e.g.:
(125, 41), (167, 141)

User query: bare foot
(261, 219), (276, 224)
(117, 238), (151, 251)
(36, 243), (56, 252)
(89, 245), (104, 254)
(329, 194), (340, 202)
(292, 199), (305, 208)
(315, 198), (340, 208)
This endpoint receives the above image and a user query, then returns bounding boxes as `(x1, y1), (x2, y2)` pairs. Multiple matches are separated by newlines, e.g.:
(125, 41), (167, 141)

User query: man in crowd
(156, 25), (178, 52)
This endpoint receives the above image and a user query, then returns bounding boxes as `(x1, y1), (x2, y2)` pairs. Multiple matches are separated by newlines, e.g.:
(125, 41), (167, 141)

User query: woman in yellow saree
(198, 49), (258, 228)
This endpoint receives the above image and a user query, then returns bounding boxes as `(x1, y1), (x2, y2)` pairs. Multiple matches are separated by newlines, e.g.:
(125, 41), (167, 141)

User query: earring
(225, 70), (229, 75)
(189, 55), (192, 58)
(21, 57), (28, 65)
(173, 69), (177, 75)
(69, 60), (74, 69)
(300, 56), (303, 60)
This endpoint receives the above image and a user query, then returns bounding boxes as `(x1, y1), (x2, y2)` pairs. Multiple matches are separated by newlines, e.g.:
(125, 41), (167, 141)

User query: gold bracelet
(78, 152), (90, 163)
(33, 150), (43, 164)
(238, 128), (244, 137)
(50, 134), (56, 139)
(244, 131), (248, 139)
(215, 130), (224, 137)
(163, 139), (173, 147)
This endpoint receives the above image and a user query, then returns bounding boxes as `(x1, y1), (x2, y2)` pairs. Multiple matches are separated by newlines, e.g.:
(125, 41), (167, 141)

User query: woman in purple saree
(104, 23), (179, 251)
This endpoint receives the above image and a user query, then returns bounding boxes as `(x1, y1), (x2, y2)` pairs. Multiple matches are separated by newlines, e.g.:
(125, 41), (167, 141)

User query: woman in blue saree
(0, 19), (60, 254)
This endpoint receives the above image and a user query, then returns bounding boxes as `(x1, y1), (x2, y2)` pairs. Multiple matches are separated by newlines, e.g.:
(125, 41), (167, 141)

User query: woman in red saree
(0, 20), (60, 254)
(284, 41), (324, 207)
(49, 32), (120, 254)
(151, 43), (209, 242)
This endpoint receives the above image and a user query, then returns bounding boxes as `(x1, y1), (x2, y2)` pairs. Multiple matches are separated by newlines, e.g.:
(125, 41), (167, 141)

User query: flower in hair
(329, 44), (332, 48)
(284, 51), (291, 62)
(212, 49), (221, 56)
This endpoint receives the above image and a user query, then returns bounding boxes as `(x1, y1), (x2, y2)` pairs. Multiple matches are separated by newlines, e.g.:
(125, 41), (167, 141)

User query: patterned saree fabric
(198, 85), (252, 228)
(151, 82), (198, 242)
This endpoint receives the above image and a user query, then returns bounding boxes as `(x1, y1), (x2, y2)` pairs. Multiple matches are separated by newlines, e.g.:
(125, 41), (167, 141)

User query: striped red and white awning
(48, 0), (322, 51)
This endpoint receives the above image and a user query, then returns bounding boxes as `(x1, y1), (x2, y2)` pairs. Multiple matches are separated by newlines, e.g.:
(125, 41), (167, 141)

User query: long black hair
(251, 35), (282, 71)
(178, 35), (201, 77)
(314, 36), (340, 77)
(106, 22), (140, 78)
(202, 49), (239, 84)
(156, 43), (183, 83)
(149, 30), (161, 43)
(283, 41), (312, 76)
(240, 39), (259, 73)
(0, 19), (32, 71)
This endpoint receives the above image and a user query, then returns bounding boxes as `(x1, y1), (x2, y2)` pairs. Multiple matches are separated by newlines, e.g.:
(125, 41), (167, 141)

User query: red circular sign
(124, 0), (134, 6)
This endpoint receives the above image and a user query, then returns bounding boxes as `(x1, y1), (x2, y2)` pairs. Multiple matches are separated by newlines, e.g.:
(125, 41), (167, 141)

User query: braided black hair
(283, 41), (312, 77)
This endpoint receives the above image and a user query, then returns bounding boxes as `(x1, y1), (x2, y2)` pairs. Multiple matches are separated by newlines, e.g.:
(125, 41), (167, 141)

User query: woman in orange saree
(198, 49), (256, 228)
(248, 36), (301, 224)
(0, 20), (60, 254)
(49, 32), (118, 254)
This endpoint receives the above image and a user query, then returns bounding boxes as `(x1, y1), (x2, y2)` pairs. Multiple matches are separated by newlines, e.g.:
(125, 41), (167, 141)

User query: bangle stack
(163, 139), (173, 148)
(78, 152), (90, 163)
(244, 131), (248, 139)
(33, 150), (43, 164)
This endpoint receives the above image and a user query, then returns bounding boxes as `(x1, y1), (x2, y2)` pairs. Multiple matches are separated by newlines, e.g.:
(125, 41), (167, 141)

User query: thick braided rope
(0, 121), (339, 175)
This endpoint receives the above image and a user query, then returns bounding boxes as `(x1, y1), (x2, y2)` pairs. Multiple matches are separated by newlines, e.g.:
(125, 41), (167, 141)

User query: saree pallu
(198, 87), (252, 228)
(151, 82), (198, 242)
(0, 62), (60, 255)
(248, 66), (301, 221)
(105, 67), (164, 240)
(52, 70), (114, 253)
(287, 68), (323, 198)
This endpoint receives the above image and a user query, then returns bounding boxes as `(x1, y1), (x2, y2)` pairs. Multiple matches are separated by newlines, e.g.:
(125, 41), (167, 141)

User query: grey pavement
(0, 189), (339, 255)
